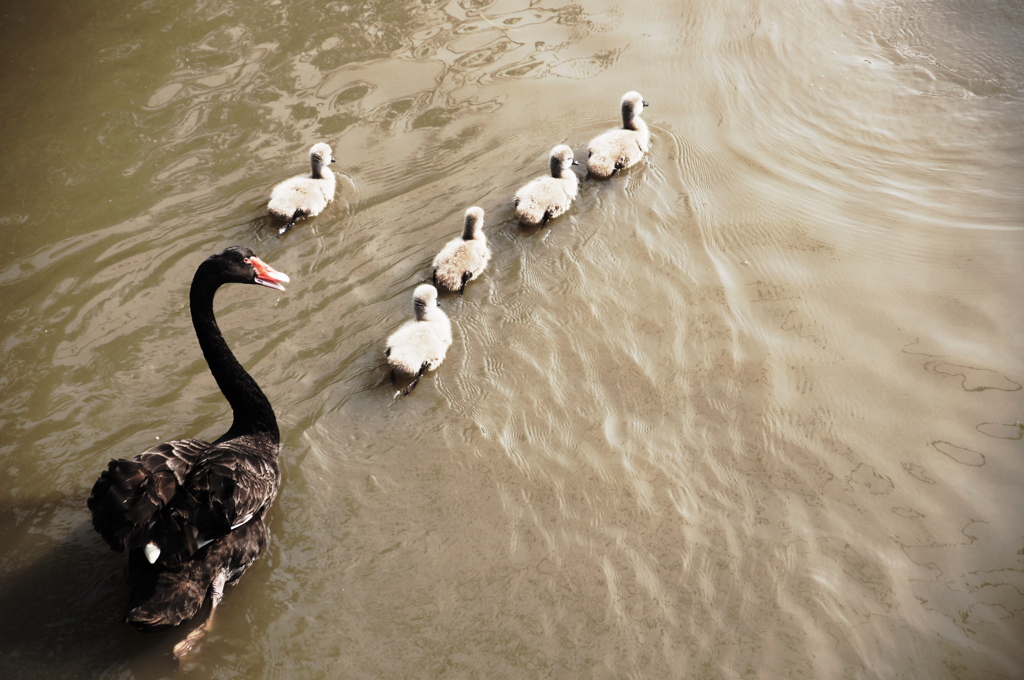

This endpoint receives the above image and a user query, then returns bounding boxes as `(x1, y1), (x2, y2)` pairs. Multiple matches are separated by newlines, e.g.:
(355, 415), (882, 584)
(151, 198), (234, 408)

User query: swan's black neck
(190, 267), (279, 444)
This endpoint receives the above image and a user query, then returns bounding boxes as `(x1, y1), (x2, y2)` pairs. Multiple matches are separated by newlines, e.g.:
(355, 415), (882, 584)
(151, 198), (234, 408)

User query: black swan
(87, 246), (289, 657)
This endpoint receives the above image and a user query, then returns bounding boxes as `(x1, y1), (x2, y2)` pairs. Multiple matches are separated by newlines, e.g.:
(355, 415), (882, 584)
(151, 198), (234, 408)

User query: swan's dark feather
(89, 437), (279, 568)
(88, 438), (210, 553)
(173, 445), (279, 564)
(126, 515), (269, 631)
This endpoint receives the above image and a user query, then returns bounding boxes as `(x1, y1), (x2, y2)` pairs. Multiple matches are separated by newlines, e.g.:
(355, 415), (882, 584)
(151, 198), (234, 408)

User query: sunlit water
(1, 0), (1022, 678)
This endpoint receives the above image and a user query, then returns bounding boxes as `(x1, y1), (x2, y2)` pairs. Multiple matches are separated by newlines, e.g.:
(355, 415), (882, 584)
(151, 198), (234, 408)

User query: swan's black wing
(88, 438), (211, 553)
(125, 513), (269, 631)
(150, 438), (281, 567)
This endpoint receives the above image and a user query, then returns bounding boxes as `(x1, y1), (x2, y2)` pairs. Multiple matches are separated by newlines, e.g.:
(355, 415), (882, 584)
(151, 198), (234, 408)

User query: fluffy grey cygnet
(586, 91), (650, 179)
(432, 207), (491, 294)
(384, 284), (453, 395)
(514, 145), (579, 227)
(268, 142), (337, 235)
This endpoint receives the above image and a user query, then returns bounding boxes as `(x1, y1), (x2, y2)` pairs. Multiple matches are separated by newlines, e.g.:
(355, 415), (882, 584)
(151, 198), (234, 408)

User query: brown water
(1, 0), (1022, 677)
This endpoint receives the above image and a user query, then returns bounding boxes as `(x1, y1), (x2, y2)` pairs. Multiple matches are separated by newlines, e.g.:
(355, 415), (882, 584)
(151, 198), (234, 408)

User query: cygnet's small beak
(643, 100), (650, 107)
(572, 160), (579, 166)
(330, 157), (337, 164)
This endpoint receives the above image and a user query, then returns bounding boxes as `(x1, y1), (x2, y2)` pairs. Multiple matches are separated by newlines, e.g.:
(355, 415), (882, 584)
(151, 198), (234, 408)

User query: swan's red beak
(250, 256), (290, 291)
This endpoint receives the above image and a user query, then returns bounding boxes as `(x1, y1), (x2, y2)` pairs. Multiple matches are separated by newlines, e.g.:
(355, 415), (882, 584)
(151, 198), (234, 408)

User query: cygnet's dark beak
(331, 157), (337, 163)
(643, 100), (649, 107)
(572, 160), (579, 166)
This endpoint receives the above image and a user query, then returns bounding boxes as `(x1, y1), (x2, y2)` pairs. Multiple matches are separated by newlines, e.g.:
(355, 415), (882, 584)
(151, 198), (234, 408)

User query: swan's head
(310, 142), (336, 167)
(550, 144), (578, 176)
(462, 206), (485, 240)
(412, 284), (440, 320)
(210, 246), (290, 291)
(621, 91), (649, 119)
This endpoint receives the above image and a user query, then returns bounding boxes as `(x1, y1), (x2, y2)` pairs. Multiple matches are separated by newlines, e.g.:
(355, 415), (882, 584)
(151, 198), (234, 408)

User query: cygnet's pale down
(268, 142), (337, 234)
(586, 92), (650, 179)
(384, 284), (453, 395)
(514, 145), (579, 227)
(432, 207), (491, 294)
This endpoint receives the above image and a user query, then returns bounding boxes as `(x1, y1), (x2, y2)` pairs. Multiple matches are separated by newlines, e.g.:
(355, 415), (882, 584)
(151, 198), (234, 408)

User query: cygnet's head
(620, 91), (649, 124)
(462, 206), (485, 240)
(412, 283), (440, 320)
(310, 142), (336, 169)
(549, 144), (578, 177)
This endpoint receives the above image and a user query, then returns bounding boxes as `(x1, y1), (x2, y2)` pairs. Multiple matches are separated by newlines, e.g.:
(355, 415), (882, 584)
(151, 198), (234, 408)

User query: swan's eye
(244, 258), (251, 265)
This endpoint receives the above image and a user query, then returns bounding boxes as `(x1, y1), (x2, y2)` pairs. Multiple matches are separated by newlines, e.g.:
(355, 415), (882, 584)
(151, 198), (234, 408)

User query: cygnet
(586, 92), (650, 179)
(432, 207), (491, 294)
(268, 142), (336, 235)
(514, 145), (579, 227)
(384, 284), (453, 395)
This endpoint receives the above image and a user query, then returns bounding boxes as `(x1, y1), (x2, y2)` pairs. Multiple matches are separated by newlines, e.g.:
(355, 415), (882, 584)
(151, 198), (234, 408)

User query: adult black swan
(87, 246), (289, 658)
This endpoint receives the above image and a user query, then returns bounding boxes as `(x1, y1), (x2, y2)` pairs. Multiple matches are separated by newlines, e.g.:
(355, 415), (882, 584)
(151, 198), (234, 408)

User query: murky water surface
(1, 0), (1022, 677)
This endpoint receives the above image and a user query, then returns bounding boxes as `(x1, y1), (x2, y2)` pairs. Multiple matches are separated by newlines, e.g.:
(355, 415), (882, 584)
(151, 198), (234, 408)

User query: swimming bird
(384, 284), (453, 396)
(514, 145), (579, 227)
(586, 91), (650, 179)
(432, 206), (491, 294)
(268, 142), (336, 235)
(87, 246), (289, 656)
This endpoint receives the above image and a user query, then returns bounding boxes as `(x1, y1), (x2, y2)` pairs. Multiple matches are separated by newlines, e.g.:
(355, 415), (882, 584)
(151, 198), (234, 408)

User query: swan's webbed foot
(172, 571), (228, 661)
(402, 362), (430, 396)
(277, 210), (309, 237)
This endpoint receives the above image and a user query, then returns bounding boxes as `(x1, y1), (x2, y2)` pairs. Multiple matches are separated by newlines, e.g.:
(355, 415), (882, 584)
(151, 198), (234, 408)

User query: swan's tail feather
(125, 552), (207, 632)
(126, 517), (269, 637)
